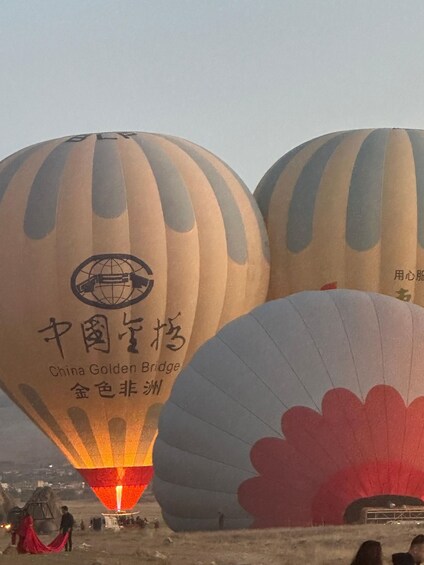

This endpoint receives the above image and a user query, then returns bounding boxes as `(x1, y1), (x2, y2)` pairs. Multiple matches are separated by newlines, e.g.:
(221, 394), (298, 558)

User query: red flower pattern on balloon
(238, 385), (424, 527)
(320, 281), (338, 290)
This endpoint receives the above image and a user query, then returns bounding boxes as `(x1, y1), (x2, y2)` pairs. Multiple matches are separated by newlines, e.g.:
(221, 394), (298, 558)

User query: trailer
(360, 506), (424, 524)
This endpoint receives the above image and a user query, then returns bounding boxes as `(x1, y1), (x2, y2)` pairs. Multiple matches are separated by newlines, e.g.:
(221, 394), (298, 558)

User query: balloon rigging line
(395, 303), (415, 496)
(369, 294), (392, 494)
(249, 311), (320, 412)
(156, 437), (256, 483)
(163, 401), (257, 474)
(216, 326), (288, 412)
(174, 361), (281, 440)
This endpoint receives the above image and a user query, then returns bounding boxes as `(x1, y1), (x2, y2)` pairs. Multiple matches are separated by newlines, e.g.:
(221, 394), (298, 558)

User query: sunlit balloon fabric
(0, 131), (269, 510)
(255, 128), (424, 303)
(154, 290), (424, 530)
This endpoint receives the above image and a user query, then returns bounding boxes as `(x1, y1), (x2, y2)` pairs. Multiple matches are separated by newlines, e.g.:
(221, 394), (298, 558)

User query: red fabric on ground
(16, 515), (68, 554)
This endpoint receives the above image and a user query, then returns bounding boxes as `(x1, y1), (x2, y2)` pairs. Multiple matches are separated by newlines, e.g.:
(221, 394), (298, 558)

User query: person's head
(61, 506), (68, 514)
(351, 540), (382, 565)
(409, 535), (424, 563)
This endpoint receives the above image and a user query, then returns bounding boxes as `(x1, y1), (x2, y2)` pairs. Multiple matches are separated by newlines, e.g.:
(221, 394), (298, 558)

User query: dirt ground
(0, 498), (423, 564)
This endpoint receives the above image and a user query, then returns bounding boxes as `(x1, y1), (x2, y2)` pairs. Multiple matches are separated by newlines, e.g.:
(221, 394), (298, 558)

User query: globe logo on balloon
(71, 254), (154, 309)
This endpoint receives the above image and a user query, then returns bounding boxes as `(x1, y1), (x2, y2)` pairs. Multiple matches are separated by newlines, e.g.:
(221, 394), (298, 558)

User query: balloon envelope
(255, 128), (424, 303)
(0, 131), (269, 510)
(154, 290), (424, 529)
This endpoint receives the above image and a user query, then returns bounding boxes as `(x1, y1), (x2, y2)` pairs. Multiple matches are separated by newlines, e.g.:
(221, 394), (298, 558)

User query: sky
(2, 0), (424, 190)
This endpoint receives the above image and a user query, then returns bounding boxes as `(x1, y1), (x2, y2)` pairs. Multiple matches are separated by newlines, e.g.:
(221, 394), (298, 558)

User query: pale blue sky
(1, 0), (424, 189)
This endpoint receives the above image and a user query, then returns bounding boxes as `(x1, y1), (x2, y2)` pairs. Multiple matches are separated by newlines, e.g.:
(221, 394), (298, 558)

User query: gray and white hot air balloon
(153, 290), (424, 530)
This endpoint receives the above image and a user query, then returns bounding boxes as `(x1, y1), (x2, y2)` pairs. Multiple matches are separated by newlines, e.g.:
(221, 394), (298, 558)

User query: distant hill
(0, 391), (65, 464)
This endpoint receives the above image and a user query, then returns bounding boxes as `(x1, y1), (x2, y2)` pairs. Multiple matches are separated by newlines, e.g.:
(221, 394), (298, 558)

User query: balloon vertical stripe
(346, 129), (388, 251)
(19, 384), (84, 467)
(255, 141), (310, 219)
(162, 136), (248, 265)
(24, 142), (73, 239)
(108, 417), (127, 468)
(133, 135), (195, 232)
(92, 138), (127, 219)
(0, 145), (41, 203)
(68, 406), (104, 467)
(169, 135), (270, 262)
(406, 129), (424, 248)
(135, 403), (162, 464)
(287, 134), (348, 253)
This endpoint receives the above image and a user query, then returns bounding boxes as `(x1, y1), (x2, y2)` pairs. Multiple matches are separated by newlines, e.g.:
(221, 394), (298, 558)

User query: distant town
(0, 461), (96, 502)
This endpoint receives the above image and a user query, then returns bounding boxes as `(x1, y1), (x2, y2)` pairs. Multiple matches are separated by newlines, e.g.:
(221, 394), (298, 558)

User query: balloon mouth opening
(343, 495), (424, 524)
(77, 466), (154, 511)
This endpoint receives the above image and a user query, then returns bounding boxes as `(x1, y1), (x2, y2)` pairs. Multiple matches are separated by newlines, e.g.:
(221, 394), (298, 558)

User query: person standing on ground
(59, 506), (74, 552)
(350, 540), (383, 565)
(392, 535), (424, 565)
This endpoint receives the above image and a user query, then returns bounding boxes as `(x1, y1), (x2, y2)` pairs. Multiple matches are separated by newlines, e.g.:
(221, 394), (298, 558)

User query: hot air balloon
(0, 131), (269, 511)
(255, 128), (424, 304)
(153, 290), (424, 530)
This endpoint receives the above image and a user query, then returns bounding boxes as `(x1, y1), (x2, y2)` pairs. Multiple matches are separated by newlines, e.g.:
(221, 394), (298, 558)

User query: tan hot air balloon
(0, 131), (269, 511)
(255, 128), (424, 303)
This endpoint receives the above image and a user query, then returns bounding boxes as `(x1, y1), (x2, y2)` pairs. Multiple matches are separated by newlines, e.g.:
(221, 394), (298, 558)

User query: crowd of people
(88, 514), (160, 530)
(115, 515), (160, 529)
(351, 535), (424, 565)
